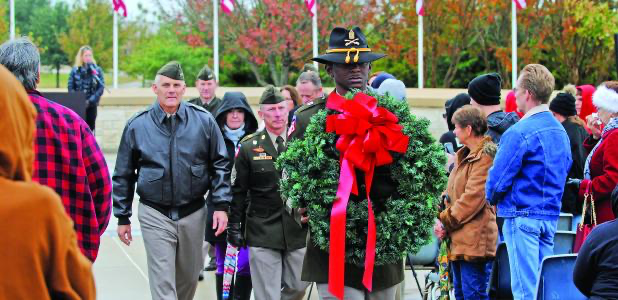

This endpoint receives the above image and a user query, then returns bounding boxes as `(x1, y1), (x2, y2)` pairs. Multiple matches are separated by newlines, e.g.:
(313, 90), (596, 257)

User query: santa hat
(593, 84), (618, 113)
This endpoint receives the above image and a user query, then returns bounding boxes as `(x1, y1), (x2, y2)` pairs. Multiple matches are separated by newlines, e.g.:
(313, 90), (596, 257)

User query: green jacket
(231, 129), (307, 250)
(290, 92), (404, 291)
(188, 96), (223, 115)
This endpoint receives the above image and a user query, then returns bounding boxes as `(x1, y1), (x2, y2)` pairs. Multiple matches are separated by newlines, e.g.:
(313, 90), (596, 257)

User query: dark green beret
(156, 61), (184, 81)
(197, 65), (215, 81)
(260, 85), (285, 105)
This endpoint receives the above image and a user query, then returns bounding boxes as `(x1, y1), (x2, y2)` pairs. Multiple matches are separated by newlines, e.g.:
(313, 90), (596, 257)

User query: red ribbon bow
(325, 91), (409, 299)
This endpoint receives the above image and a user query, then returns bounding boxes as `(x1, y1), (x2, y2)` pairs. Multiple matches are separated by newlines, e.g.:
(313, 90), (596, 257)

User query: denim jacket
(486, 105), (572, 220)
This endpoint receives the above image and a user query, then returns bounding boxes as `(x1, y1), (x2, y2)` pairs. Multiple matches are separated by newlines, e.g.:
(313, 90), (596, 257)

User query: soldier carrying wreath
(282, 27), (446, 300)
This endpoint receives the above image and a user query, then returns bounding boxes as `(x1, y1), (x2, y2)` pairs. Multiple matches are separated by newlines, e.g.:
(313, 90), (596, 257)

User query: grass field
(38, 72), (139, 89)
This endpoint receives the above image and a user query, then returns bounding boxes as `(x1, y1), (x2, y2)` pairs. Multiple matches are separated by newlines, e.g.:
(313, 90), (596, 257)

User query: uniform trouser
(139, 203), (206, 300)
(249, 246), (310, 300)
(316, 284), (398, 300)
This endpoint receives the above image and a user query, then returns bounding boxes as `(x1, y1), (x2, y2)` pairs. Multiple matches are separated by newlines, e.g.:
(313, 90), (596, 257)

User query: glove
(567, 178), (582, 189)
(226, 223), (245, 247)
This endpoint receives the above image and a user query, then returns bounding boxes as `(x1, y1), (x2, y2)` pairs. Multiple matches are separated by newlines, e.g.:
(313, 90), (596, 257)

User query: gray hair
(0, 38), (40, 90)
(296, 71), (322, 89)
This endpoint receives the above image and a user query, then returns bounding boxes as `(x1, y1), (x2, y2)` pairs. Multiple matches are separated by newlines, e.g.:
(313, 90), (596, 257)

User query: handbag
(573, 182), (597, 253)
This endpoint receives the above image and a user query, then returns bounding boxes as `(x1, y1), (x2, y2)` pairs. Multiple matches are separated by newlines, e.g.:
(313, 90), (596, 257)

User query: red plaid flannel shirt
(28, 90), (112, 261)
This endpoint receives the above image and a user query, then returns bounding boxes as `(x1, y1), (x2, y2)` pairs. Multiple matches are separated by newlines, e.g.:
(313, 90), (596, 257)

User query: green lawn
(38, 71), (139, 89)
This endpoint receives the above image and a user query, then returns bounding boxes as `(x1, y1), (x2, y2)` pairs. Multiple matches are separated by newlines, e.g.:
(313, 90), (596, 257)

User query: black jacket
(486, 110), (519, 144)
(561, 119), (588, 215)
(205, 92), (258, 242)
(112, 101), (231, 225)
(68, 64), (105, 105)
(573, 218), (618, 299)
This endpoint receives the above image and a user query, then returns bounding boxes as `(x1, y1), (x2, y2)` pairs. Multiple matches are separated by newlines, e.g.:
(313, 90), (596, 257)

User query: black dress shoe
(204, 257), (217, 271)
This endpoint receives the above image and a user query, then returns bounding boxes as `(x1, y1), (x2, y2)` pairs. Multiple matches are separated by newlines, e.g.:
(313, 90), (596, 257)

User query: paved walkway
(95, 154), (429, 299)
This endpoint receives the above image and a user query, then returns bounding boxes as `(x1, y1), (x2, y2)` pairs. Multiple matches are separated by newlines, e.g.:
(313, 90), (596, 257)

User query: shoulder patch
(240, 132), (259, 143)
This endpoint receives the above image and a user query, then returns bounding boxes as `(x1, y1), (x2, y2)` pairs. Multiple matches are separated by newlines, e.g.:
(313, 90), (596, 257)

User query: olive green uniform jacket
(231, 129), (307, 250)
(188, 96), (223, 115)
(289, 93), (404, 291)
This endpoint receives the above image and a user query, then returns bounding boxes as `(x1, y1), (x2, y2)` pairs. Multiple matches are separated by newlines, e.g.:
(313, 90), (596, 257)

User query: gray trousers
(139, 203), (206, 300)
(249, 246), (310, 300)
(317, 284), (398, 300)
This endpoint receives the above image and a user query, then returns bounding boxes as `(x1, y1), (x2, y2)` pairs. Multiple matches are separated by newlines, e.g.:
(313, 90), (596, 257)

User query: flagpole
(418, 15), (423, 89)
(512, 0), (517, 88)
(113, 11), (119, 89)
(214, 0), (220, 82)
(312, 3), (318, 70)
(9, 0), (15, 40)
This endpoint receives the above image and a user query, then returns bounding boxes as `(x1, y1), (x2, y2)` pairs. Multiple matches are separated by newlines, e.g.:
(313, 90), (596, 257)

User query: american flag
(416, 0), (424, 16)
(305, 0), (317, 17)
(221, 0), (234, 15)
(514, 0), (526, 10)
(112, 0), (127, 17)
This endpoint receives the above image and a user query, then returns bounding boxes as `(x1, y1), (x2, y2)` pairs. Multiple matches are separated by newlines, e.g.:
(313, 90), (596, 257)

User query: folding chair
(552, 231), (576, 255)
(535, 254), (586, 300)
(558, 213), (573, 231)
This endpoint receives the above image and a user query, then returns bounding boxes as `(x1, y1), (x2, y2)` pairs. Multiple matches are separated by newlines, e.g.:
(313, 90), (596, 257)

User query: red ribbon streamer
(325, 91), (409, 299)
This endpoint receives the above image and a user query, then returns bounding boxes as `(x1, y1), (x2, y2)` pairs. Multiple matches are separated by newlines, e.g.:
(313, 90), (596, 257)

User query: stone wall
(36, 87), (515, 153)
(93, 103), (448, 153)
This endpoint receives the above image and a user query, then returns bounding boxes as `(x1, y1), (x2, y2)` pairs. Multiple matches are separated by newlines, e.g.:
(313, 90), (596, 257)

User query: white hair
(0, 37), (40, 90)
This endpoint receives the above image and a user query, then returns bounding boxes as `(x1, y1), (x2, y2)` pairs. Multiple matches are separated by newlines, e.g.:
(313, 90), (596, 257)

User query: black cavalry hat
(312, 27), (385, 65)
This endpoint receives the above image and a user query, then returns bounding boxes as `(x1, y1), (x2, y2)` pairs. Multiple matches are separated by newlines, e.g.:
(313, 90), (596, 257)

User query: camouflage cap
(197, 65), (215, 81)
(156, 61), (184, 81)
(259, 85), (285, 105)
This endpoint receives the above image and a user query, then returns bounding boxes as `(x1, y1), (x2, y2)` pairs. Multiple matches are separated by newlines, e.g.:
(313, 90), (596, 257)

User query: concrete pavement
(94, 154), (430, 300)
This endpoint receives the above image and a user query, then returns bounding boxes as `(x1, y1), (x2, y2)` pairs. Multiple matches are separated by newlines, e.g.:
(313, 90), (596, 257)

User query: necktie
(276, 136), (285, 155)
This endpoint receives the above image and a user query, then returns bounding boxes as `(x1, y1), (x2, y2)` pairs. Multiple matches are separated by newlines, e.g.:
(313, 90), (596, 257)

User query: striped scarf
(584, 117), (618, 179)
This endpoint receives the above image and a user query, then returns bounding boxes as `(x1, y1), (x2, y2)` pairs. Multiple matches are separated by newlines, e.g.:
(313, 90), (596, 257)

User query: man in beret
(468, 73), (519, 144)
(113, 61), (232, 300)
(228, 85), (309, 300)
(189, 65), (223, 114)
(289, 26), (403, 300)
(549, 92), (588, 228)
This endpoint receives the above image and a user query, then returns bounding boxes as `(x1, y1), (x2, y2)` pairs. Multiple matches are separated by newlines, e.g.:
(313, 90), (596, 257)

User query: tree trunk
(56, 63), (60, 88)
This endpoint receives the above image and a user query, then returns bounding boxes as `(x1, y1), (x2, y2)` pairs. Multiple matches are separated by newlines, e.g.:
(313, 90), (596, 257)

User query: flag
(514, 0), (526, 10)
(221, 0), (234, 15)
(305, 0), (317, 17)
(416, 0), (424, 16)
(112, 0), (127, 17)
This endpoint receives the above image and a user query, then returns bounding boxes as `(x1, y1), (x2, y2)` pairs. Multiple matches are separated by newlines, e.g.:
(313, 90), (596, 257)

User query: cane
(222, 244), (239, 300)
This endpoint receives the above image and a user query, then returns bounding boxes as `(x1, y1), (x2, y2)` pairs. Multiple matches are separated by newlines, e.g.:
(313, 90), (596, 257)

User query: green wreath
(277, 90), (447, 265)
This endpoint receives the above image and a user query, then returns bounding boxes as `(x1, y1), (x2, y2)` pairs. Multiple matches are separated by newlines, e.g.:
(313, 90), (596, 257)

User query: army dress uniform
(229, 86), (309, 300)
(288, 27), (404, 300)
(188, 65), (223, 114)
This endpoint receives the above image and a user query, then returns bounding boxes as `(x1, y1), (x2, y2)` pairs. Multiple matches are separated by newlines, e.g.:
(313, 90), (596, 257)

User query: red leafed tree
(168, 0), (363, 86)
